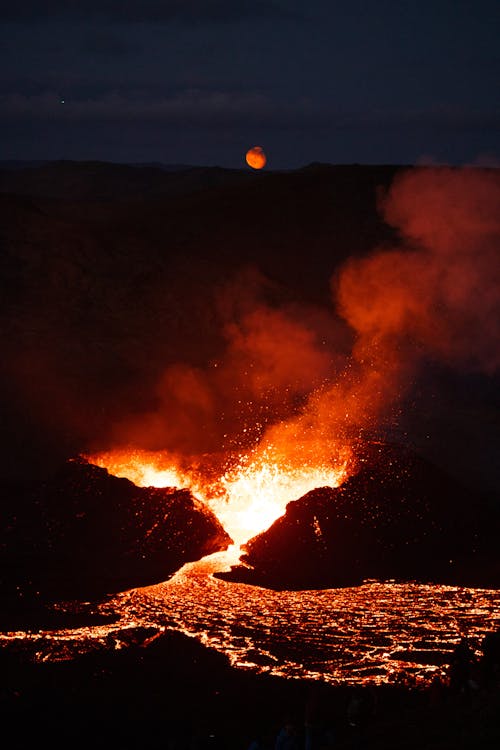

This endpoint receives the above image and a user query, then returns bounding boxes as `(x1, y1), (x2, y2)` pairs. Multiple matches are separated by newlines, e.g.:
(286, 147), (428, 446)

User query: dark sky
(1, 0), (499, 168)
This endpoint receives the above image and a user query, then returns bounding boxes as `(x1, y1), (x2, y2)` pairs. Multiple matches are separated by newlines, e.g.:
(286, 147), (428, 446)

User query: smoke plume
(108, 267), (350, 458)
(339, 167), (500, 373)
(260, 167), (500, 464)
(104, 167), (499, 474)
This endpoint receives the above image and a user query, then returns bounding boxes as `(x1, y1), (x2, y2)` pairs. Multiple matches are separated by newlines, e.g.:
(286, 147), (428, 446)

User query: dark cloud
(0, 1), (498, 167)
(0, 0), (294, 24)
(81, 30), (141, 58)
(0, 90), (276, 124)
(2, 90), (498, 138)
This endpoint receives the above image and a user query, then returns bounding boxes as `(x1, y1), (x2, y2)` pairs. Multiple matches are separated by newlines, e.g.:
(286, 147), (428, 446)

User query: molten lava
(87, 445), (350, 545)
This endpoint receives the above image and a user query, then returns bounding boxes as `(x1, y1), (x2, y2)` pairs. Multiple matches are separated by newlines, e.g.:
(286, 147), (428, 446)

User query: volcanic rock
(216, 442), (500, 590)
(0, 457), (231, 618)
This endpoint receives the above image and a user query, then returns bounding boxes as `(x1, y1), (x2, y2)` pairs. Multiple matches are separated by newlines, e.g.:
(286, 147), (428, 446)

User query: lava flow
(87, 444), (351, 545)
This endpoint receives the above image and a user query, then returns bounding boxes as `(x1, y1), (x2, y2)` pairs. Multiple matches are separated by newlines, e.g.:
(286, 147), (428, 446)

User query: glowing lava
(87, 446), (350, 546)
(89, 449), (191, 491)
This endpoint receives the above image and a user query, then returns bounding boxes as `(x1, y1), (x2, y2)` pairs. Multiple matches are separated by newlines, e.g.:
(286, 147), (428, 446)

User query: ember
(87, 443), (351, 545)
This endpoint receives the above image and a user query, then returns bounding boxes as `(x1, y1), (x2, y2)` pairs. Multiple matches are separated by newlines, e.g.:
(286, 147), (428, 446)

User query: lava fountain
(87, 442), (351, 546)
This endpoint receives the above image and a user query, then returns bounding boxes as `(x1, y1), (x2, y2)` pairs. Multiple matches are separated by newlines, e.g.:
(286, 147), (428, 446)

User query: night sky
(1, 0), (499, 168)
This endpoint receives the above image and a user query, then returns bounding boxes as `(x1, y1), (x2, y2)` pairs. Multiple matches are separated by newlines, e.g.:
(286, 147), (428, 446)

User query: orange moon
(245, 146), (267, 170)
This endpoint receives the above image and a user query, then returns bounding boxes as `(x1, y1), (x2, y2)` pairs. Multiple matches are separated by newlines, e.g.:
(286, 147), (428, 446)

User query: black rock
(216, 442), (500, 590)
(0, 457), (232, 620)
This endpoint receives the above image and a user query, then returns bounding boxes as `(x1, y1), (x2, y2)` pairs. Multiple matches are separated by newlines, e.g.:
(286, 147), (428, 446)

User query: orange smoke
(263, 167), (500, 454)
(338, 167), (500, 373)
(91, 166), (500, 538)
(104, 284), (345, 456)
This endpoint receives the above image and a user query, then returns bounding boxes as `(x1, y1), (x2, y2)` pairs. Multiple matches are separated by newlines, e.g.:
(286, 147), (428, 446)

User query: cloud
(0, 89), (277, 123)
(0, 0), (294, 25)
(3, 89), (498, 142)
(81, 30), (141, 58)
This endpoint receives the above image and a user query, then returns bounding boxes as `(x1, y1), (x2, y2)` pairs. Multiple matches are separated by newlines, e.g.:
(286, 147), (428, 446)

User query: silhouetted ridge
(0, 457), (231, 622)
(216, 442), (499, 590)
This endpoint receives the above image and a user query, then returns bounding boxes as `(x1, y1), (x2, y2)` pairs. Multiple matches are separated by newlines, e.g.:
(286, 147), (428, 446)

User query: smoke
(104, 167), (499, 473)
(256, 167), (500, 466)
(7, 165), (496, 482)
(340, 166), (500, 373)
(107, 268), (350, 458)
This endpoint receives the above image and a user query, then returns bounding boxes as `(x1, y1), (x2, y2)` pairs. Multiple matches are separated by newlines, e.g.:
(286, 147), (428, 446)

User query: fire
(87, 445), (350, 546)
(89, 448), (191, 491)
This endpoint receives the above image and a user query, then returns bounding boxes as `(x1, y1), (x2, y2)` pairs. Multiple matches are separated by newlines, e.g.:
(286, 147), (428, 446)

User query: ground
(1, 629), (499, 749)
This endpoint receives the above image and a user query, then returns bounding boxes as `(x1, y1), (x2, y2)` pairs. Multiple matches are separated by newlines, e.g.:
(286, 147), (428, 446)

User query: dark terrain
(0, 160), (498, 748)
(0, 457), (231, 630)
(1, 626), (499, 750)
(218, 441), (500, 591)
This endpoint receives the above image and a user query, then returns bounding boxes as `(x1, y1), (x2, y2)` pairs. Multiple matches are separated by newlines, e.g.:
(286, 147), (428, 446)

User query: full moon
(245, 146), (267, 170)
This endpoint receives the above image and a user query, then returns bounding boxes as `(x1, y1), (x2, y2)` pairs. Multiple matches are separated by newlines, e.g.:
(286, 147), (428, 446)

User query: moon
(245, 146), (267, 170)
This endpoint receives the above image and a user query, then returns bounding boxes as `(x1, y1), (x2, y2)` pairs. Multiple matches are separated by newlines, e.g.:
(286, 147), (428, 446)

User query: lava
(87, 444), (351, 545)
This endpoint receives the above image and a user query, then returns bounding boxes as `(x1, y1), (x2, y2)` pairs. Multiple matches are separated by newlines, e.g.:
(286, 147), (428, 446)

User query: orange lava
(87, 444), (350, 545)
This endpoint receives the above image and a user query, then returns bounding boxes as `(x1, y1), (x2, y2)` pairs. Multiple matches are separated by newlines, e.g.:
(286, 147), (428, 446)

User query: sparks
(87, 445), (350, 546)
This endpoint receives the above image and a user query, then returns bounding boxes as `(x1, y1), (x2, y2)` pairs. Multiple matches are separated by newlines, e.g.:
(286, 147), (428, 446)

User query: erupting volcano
(0, 162), (499, 733)
(82, 165), (500, 576)
(87, 443), (351, 546)
(1, 163), (498, 620)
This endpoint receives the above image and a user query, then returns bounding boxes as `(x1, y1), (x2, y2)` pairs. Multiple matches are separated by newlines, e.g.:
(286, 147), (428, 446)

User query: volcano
(1, 439), (499, 634)
(0, 161), (498, 625)
(215, 441), (500, 590)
